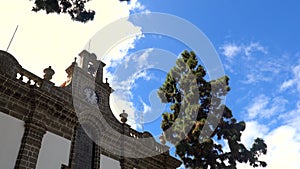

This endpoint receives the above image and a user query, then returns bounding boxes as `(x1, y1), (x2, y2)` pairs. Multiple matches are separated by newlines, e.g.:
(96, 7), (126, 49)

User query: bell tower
(78, 50), (106, 84)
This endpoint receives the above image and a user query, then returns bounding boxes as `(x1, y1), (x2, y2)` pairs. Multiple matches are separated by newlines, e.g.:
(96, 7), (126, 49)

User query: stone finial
(159, 134), (166, 145)
(43, 66), (55, 80)
(120, 110), (128, 123)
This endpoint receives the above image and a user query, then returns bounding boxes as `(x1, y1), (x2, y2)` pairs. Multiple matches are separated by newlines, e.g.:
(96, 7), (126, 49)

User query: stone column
(66, 124), (78, 169)
(14, 122), (46, 169)
(92, 143), (101, 169)
(70, 125), (94, 169)
(119, 122), (132, 169)
(120, 158), (133, 169)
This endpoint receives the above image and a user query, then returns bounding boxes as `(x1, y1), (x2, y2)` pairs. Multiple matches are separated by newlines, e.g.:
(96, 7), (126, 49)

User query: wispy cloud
(280, 63), (300, 92)
(244, 43), (268, 57)
(140, 97), (152, 115)
(246, 95), (269, 119)
(220, 33), (300, 169)
(219, 42), (277, 84)
(220, 42), (267, 59)
(107, 49), (155, 129)
(242, 73), (272, 84)
(280, 79), (295, 91)
(132, 48), (154, 69)
(279, 101), (300, 132)
(134, 97), (152, 129)
(246, 94), (287, 120)
(220, 41), (291, 85)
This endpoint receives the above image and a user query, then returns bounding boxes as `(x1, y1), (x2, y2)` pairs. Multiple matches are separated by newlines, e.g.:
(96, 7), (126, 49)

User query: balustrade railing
(16, 68), (43, 87)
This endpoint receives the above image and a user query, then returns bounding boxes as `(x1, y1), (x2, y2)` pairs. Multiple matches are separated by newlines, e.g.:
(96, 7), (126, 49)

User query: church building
(0, 50), (181, 169)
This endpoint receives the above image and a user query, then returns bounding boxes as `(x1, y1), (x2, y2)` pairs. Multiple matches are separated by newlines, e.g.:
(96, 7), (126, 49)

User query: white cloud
(262, 125), (300, 169)
(238, 124), (300, 169)
(280, 79), (295, 91)
(280, 63), (300, 92)
(103, 34), (143, 69)
(240, 121), (269, 149)
(239, 95), (300, 169)
(128, 0), (149, 13)
(220, 43), (242, 59)
(246, 95), (287, 120)
(220, 42), (267, 59)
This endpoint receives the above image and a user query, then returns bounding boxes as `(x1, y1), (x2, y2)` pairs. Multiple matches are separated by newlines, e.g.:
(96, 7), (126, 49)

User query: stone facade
(0, 50), (181, 169)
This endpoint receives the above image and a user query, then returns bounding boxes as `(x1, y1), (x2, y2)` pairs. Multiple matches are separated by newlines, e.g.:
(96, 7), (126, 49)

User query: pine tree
(157, 50), (267, 169)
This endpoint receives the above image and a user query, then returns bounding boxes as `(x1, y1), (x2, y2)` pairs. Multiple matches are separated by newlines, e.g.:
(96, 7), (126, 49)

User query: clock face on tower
(83, 87), (99, 105)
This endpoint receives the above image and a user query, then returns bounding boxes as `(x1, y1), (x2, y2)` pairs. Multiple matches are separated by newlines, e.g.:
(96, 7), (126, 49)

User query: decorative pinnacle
(74, 57), (77, 63)
(120, 110), (128, 124)
(43, 66), (55, 81)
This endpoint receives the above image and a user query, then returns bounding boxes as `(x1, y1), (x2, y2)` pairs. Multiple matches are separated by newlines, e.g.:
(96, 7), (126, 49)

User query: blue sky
(1, 0), (300, 169)
(107, 1), (300, 168)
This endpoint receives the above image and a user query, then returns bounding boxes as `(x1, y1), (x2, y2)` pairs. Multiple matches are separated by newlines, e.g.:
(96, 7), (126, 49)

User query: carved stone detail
(0, 50), (21, 78)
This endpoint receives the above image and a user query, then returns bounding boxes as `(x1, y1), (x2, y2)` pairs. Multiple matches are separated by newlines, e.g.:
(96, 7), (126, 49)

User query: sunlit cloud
(0, 0), (146, 85)
(238, 124), (300, 169)
(238, 95), (300, 168)
(241, 121), (269, 148)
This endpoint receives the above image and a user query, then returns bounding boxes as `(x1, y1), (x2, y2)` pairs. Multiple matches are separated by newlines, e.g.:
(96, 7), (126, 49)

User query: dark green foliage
(158, 50), (267, 169)
(31, 0), (130, 23)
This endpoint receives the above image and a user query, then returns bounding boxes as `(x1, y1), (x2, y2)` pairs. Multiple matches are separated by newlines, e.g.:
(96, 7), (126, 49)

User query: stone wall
(0, 50), (181, 169)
